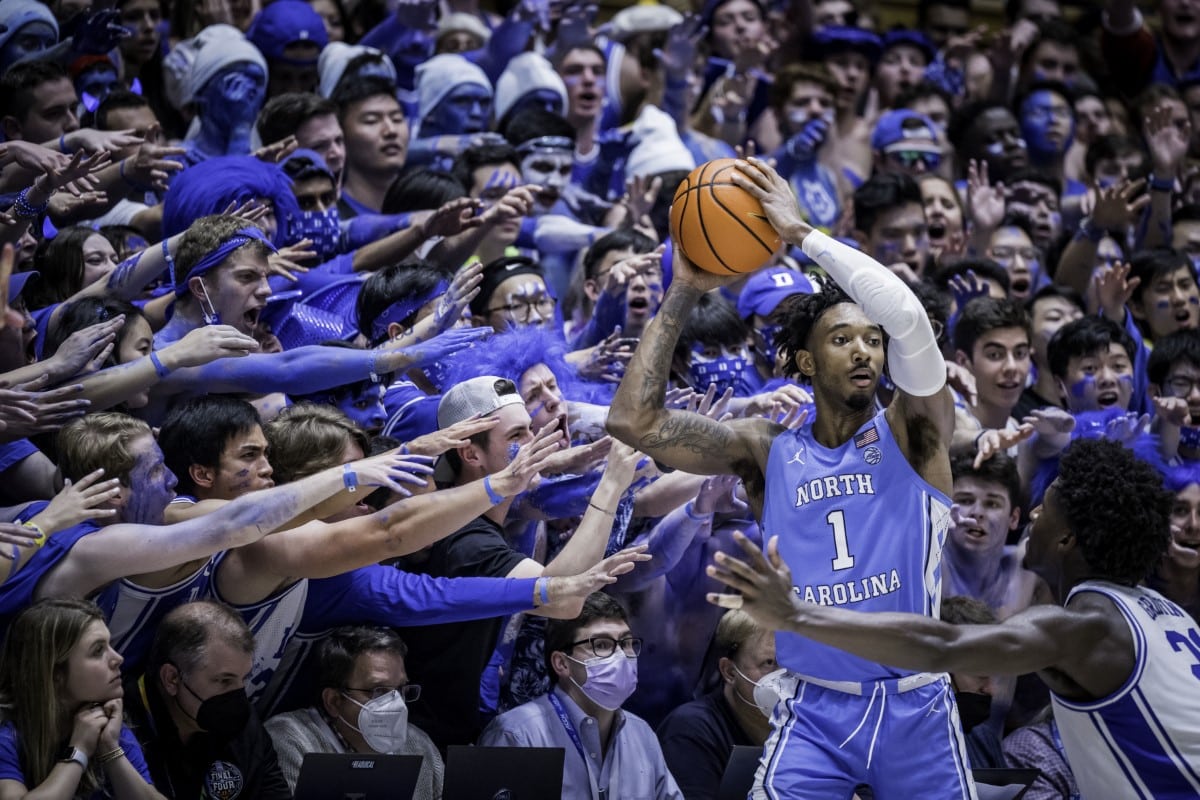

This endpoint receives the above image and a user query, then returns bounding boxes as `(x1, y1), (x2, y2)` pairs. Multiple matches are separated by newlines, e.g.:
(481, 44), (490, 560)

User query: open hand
(706, 532), (802, 631)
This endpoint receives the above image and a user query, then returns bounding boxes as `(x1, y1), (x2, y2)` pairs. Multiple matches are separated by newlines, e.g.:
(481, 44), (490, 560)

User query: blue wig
(162, 156), (301, 247)
(1164, 461), (1200, 493)
(440, 325), (612, 405)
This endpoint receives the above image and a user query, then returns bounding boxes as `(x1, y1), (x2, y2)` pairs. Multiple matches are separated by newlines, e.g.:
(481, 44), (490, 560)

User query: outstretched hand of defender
(729, 157), (813, 246)
(706, 532), (803, 632)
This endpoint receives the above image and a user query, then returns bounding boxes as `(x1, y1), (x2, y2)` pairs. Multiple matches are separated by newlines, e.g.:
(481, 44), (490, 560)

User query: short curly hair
(774, 283), (854, 383)
(1054, 438), (1172, 583)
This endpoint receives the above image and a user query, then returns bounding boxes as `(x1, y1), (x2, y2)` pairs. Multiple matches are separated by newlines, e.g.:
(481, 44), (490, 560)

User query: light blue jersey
(761, 409), (952, 683)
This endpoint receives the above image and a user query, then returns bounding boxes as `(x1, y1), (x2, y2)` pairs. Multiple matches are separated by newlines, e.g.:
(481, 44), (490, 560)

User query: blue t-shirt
(0, 723), (153, 796)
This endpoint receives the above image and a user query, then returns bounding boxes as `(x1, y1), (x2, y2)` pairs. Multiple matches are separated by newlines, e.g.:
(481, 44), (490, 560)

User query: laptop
(972, 768), (1040, 800)
(716, 745), (762, 800)
(293, 752), (423, 800)
(442, 746), (565, 800)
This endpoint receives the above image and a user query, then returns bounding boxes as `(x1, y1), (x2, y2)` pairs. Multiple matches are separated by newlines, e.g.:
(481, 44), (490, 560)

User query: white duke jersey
(762, 409), (952, 683)
(1051, 581), (1200, 799)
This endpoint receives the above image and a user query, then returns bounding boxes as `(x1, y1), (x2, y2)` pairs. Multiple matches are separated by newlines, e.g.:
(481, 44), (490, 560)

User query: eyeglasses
(888, 150), (941, 170)
(487, 295), (557, 322)
(570, 636), (643, 659)
(343, 684), (422, 702)
(1167, 376), (1200, 396)
(990, 246), (1041, 263)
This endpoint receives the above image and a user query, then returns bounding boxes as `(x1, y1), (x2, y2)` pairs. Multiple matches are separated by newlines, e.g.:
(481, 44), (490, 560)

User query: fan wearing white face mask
(480, 593), (684, 800)
(265, 625), (444, 800)
(656, 609), (777, 800)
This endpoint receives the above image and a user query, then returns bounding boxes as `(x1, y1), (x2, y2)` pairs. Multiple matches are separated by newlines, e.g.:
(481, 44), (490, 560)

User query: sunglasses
(888, 149), (942, 170)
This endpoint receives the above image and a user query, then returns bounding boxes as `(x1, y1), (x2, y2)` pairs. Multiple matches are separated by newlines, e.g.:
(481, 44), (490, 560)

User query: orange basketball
(669, 158), (782, 275)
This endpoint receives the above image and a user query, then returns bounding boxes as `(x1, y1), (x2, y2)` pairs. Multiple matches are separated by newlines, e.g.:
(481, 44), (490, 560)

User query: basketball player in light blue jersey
(610, 158), (972, 799)
(711, 437), (1200, 799)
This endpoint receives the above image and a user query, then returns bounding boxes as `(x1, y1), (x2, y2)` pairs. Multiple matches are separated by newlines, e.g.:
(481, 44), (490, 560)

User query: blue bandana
(175, 227), (277, 298)
(370, 280), (449, 341)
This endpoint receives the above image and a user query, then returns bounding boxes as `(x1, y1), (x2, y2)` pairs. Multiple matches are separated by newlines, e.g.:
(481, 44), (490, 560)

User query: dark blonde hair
(0, 599), (108, 795)
(57, 412), (152, 485)
(265, 403), (368, 484)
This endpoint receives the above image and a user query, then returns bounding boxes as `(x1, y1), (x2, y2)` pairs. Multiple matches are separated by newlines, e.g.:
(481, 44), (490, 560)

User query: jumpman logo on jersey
(787, 442), (807, 464)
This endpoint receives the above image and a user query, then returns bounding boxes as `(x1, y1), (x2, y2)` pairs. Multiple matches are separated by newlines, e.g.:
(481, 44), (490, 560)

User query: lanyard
(546, 691), (606, 800)
(1048, 719), (1081, 800)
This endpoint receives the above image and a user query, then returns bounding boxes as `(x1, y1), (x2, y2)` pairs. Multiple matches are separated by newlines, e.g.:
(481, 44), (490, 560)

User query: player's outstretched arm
(707, 532), (1119, 679)
(608, 245), (778, 478)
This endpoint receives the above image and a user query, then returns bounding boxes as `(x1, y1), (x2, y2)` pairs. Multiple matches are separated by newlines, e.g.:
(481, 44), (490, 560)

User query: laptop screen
(294, 752), (423, 800)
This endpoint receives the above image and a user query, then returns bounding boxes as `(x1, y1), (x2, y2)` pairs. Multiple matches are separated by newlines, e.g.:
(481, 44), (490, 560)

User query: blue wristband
(149, 351), (170, 378)
(1149, 174), (1175, 193)
(59, 134), (71, 154)
(343, 464), (358, 493)
(685, 501), (708, 521)
(537, 577), (550, 605)
(483, 475), (503, 505)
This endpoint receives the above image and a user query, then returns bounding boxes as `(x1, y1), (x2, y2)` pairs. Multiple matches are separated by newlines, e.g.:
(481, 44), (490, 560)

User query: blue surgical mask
(690, 349), (764, 397)
(292, 207), (341, 260)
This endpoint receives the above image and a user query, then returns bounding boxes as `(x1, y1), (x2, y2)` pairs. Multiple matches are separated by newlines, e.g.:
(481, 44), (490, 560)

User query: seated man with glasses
(266, 624), (444, 799)
(480, 593), (683, 800)
(470, 255), (558, 333)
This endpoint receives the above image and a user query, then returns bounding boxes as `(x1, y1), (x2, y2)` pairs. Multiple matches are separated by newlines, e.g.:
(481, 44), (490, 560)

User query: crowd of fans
(0, 0), (1196, 796)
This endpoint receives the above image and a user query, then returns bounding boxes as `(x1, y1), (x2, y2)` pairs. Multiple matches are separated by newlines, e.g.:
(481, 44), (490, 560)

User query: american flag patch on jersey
(854, 426), (879, 448)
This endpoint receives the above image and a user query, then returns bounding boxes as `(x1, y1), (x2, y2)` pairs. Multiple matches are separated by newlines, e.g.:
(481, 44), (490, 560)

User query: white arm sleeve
(801, 230), (945, 397)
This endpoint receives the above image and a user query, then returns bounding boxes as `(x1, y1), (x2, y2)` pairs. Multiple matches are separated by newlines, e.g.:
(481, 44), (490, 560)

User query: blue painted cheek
(875, 241), (901, 263)
(1070, 375), (1094, 398)
(1158, 301), (1172, 310)
(508, 443), (520, 463)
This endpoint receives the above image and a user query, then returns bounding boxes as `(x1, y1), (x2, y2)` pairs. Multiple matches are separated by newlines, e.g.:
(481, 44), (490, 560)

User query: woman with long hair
(0, 599), (163, 799)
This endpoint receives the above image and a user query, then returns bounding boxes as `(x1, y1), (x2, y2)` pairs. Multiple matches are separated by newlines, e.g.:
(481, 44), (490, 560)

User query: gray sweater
(265, 706), (444, 799)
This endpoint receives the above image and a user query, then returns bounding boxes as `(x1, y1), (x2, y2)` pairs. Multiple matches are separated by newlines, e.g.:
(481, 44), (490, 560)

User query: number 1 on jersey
(826, 509), (855, 571)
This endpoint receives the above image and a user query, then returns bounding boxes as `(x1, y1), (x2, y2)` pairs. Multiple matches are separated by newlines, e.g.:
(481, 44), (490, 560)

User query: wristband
(368, 350), (381, 384)
(684, 501), (708, 521)
(149, 351), (171, 379)
(1149, 174), (1175, 193)
(587, 501), (615, 517)
(1075, 216), (1106, 243)
(161, 237), (174, 271)
(95, 747), (125, 766)
(482, 475), (503, 505)
(21, 521), (47, 547)
(399, 444), (410, 455)
(11, 188), (48, 219)
(537, 576), (550, 605)
(59, 133), (72, 154)
(343, 464), (358, 493)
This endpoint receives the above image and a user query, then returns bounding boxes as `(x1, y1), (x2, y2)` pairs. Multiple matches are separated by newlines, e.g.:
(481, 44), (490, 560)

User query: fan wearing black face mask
(942, 596), (1007, 770)
(123, 601), (292, 800)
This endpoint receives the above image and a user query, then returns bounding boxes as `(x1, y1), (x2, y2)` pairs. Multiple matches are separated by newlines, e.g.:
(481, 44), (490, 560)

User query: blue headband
(175, 227), (277, 298)
(370, 279), (449, 340)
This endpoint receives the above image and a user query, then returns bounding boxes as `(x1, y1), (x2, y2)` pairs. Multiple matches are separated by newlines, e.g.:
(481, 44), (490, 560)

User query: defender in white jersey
(710, 437), (1200, 799)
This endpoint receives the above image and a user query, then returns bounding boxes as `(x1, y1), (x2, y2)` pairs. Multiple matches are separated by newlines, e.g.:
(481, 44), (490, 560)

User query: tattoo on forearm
(639, 414), (733, 458)
(629, 288), (699, 409)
